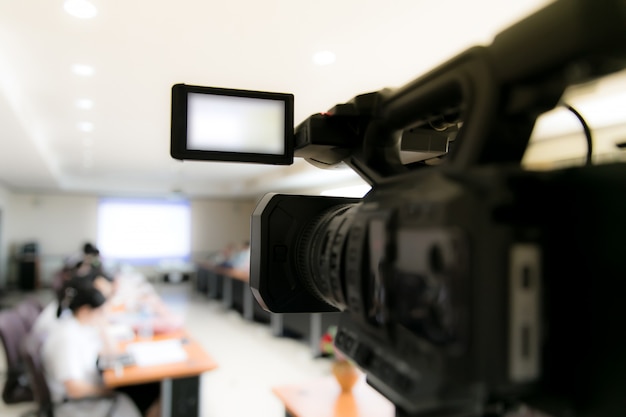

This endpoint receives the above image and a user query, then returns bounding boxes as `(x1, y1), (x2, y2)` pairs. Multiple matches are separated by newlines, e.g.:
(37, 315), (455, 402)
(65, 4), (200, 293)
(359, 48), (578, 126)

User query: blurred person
(41, 277), (160, 417)
(229, 241), (251, 271)
(30, 281), (71, 340)
(77, 243), (115, 284)
(40, 278), (141, 416)
(52, 242), (113, 295)
(210, 243), (236, 268)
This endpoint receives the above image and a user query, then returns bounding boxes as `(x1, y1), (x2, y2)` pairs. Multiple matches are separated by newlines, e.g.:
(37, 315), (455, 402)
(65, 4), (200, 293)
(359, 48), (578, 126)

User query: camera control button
(273, 245), (288, 262)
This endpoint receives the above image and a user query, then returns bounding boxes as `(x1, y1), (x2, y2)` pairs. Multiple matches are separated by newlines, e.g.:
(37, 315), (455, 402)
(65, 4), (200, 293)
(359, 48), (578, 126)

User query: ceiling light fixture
(312, 50), (336, 66)
(72, 64), (95, 76)
(64, 0), (98, 19)
(76, 98), (94, 109)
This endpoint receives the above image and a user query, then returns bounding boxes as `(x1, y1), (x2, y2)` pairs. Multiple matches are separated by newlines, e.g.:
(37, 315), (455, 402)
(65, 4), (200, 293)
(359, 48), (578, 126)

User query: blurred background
(0, 0), (625, 286)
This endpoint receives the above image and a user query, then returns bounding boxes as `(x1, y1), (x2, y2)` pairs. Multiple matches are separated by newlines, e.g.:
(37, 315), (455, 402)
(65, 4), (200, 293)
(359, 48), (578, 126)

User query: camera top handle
(342, 0), (626, 185)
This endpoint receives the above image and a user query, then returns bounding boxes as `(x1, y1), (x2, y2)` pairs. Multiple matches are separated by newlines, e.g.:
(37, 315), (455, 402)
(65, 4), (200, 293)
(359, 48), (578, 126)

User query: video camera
(171, 0), (626, 415)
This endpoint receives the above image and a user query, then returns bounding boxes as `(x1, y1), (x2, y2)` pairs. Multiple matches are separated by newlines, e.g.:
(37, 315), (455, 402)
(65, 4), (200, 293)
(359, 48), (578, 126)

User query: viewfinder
(171, 84), (294, 165)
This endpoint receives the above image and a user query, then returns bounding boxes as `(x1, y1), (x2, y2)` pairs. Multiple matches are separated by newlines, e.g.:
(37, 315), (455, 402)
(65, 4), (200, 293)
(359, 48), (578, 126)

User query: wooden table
(103, 329), (218, 417)
(271, 311), (341, 357)
(196, 262), (272, 322)
(218, 266), (255, 320)
(218, 268), (341, 357)
(196, 262), (340, 356)
(273, 376), (395, 417)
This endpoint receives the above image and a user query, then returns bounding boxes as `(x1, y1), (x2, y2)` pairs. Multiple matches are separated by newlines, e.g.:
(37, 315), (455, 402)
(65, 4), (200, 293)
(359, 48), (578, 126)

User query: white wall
(3, 194), (99, 287)
(1, 192), (256, 288)
(191, 198), (257, 256)
(5, 194), (99, 257)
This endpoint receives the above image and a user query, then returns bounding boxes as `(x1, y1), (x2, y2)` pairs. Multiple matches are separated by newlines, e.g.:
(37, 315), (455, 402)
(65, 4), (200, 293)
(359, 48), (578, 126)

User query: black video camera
(171, 1), (626, 415)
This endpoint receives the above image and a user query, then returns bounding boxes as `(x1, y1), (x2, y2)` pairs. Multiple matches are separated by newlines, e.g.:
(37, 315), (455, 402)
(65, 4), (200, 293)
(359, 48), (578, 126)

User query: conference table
(196, 262), (341, 357)
(215, 265), (256, 320)
(101, 273), (218, 417)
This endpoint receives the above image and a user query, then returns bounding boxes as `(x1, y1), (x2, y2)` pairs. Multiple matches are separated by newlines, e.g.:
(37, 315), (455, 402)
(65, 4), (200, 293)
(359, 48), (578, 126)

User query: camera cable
(561, 103), (593, 166)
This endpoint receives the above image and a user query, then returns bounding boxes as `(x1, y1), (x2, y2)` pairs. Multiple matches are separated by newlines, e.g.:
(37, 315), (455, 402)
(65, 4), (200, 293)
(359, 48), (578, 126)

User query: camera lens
(296, 203), (359, 311)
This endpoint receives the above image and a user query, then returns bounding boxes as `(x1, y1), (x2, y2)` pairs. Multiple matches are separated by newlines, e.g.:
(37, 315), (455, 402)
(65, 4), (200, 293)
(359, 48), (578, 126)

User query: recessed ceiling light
(76, 99), (94, 109)
(72, 64), (94, 76)
(312, 50), (336, 66)
(64, 0), (98, 19)
(77, 121), (94, 132)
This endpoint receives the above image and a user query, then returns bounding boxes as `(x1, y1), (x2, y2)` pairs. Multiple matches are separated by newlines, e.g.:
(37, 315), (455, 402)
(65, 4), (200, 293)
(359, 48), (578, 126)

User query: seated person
(210, 241), (250, 279)
(32, 267), (114, 339)
(211, 243), (236, 268)
(30, 290), (66, 340)
(41, 277), (159, 417)
(229, 241), (250, 272)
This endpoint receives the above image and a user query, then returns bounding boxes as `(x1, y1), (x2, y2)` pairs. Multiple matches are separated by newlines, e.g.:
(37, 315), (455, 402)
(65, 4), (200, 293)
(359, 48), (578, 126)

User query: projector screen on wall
(97, 198), (191, 264)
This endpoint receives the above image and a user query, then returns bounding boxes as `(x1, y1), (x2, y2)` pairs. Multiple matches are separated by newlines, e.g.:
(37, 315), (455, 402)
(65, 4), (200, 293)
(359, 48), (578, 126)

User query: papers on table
(126, 339), (188, 367)
(105, 323), (136, 342)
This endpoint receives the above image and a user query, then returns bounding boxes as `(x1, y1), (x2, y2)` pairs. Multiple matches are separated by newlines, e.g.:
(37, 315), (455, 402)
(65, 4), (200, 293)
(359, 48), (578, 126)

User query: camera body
(171, 0), (626, 414)
(251, 163), (626, 415)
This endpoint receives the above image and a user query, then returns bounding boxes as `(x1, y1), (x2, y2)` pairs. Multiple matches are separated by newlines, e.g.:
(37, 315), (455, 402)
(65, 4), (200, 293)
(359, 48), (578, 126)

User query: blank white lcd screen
(187, 93), (286, 155)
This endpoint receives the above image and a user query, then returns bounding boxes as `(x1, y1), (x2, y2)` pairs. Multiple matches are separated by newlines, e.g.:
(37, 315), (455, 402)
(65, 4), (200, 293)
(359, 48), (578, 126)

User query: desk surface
(102, 330), (218, 388)
(273, 376), (395, 417)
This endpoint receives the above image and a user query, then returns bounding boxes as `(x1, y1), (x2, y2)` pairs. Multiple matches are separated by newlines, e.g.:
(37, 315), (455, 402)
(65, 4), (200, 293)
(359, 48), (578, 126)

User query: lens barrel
(296, 204), (359, 311)
(250, 193), (360, 313)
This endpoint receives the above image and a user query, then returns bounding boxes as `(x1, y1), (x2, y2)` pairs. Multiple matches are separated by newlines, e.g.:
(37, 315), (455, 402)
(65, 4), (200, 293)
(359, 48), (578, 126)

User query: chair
(15, 298), (44, 332)
(0, 309), (33, 404)
(19, 333), (52, 417)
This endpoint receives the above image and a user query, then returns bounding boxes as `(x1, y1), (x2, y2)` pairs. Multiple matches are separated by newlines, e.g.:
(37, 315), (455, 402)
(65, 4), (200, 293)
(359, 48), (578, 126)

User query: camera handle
(350, 0), (626, 186)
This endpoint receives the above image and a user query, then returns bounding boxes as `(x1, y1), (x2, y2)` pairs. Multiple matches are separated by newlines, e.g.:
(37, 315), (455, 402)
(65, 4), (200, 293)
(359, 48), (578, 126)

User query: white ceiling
(3, 0), (612, 200)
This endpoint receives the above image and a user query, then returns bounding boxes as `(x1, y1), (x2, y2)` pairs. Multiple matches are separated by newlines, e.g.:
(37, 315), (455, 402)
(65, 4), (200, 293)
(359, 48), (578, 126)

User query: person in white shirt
(32, 265), (114, 340)
(232, 241), (251, 271)
(30, 297), (63, 339)
(41, 277), (143, 417)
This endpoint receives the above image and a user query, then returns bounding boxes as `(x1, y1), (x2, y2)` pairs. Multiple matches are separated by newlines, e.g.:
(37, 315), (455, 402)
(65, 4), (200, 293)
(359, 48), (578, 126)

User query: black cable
(562, 103), (593, 166)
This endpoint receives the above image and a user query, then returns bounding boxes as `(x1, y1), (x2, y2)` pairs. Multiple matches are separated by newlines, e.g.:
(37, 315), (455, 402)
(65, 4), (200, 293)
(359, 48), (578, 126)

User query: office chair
(19, 333), (53, 417)
(0, 309), (34, 404)
(15, 298), (44, 332)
